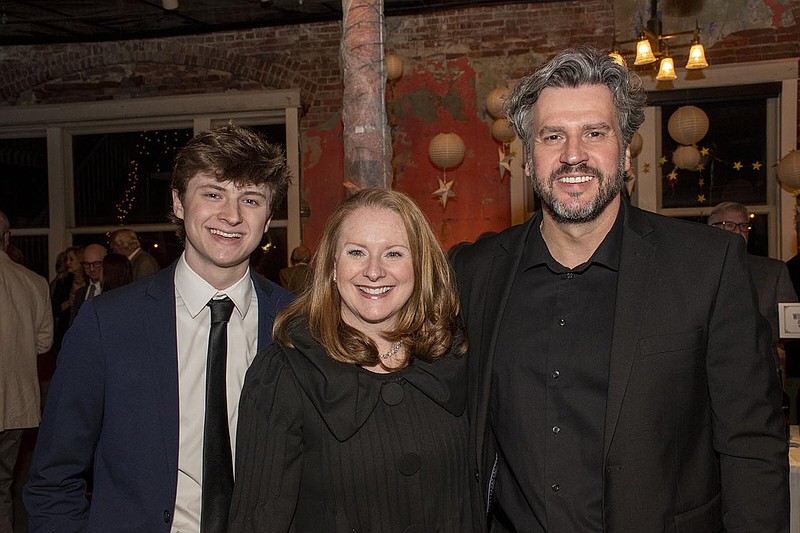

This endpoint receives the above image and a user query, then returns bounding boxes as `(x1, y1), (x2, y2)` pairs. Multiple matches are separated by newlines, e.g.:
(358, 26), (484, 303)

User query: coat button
(163, 510), (172, 523)
(551, 483), (560, 492)
(381, 382), (404, 405)
(474, 470), (480, 481)
(398, 452), (421, 475)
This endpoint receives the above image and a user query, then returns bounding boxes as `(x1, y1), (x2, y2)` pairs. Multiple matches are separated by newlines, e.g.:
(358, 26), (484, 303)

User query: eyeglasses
(711, 221), (752, 232)
(81, 261), (103, 270)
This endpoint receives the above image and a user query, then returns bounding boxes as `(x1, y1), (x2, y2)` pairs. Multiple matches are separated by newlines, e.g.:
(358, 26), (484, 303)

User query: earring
(333, 272), (337, 283)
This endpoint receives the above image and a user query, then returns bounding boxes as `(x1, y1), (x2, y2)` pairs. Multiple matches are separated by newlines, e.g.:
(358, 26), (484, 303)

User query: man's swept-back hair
(274, 188), (466, 369)
(170, 123), (291, 238)
(505, 45), (647, 149)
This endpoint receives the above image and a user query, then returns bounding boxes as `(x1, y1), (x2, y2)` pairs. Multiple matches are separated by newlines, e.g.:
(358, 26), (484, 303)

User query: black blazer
(453, 200), (789, 532)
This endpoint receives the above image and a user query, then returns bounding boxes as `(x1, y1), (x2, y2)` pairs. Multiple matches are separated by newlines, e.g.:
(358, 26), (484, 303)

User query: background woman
(50, 246), (85, 355)
(230, 188), (472, 532)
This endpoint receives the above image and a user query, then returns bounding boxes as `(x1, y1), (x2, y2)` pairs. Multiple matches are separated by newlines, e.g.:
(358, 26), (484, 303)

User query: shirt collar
(174, 253), (254, 319)
(127, 248), (141, 261)
(521, 204), (624, 273)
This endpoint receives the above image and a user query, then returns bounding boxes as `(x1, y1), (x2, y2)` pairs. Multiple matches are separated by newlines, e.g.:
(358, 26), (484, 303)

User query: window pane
(8, 234), (49, 279)
(0, 137), (48, 228)
(661, 99), (768, 208)
(73, 129), (193, 226)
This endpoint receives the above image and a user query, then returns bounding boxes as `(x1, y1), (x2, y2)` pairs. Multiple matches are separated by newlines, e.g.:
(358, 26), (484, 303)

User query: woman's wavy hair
(505, 45), (647, 155)
(274, 188), (466, 369)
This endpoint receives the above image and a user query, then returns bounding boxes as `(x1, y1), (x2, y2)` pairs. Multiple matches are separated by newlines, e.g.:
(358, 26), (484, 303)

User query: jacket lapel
(603, 204), (655, 458)
(143, 264), (180, 484)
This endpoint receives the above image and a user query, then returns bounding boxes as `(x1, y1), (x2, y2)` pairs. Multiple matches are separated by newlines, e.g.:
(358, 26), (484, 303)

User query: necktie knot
(207, 296), (235, 324)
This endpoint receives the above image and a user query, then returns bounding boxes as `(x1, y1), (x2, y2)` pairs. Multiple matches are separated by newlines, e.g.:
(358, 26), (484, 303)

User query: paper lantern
(667, 105), (709, 145)
(491, 119), (516, 143)
(629, 132), (643, 158)
(486, 88), (510, 120)
(777, 150), (800, 191)
(428, 133), (466, 170)
(385, 54), (404, 82)
(672, 145), (701, 170)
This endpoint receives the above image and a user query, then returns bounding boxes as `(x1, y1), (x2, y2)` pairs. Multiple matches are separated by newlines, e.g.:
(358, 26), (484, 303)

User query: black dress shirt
(491, 209), (623, 532)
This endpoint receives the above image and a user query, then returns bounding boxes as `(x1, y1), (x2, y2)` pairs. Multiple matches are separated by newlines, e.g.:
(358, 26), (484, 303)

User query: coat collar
(283, 322), (467, 441)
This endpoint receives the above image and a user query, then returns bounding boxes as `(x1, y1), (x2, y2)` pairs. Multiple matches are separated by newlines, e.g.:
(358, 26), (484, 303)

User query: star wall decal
(667, 169), (678, 183)
(752, 161), (762, 170)
(700, 147), (710, 156)
(659, 156), (668, 165)
(733, 161), (743, 171)
(697, 194), (706, 204)
(643, 163), (651, 174)
(432, 178), (456, 208)
(697, 163), (705, 171)
(698, 178), (705, 187)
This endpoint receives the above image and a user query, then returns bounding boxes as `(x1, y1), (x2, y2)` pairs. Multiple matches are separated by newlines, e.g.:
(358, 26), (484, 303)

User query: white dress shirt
(171, 254), (260, 533)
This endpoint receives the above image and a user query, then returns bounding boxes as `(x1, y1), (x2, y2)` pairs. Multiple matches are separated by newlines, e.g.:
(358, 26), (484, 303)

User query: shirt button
(552, 370), (560, 379)
(552, 425), (560, 435)
(566, 272), (574, 279)
(163, 510), (172, 523)
(551, 483), (560, 492)
(559, 318), (566, 326)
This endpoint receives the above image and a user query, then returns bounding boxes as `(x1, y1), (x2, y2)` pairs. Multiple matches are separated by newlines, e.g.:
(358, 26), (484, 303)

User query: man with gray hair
(708, 201), (797, 378)
(110, 228), (160, 281)
(452, 46), (787, 531)
(0, 210), (52, 532)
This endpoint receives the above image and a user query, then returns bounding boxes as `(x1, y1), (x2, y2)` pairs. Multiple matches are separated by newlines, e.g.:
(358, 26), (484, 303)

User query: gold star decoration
(752, 161), (762, 170)
(700, 147), (710, 156)
(697, 194), (706, 204)
(432, 178), (456, 209)
(696, 163), (705, 171)
(498, 147), (513, 177)
(733, 161), (743, 171)
(667, 169), (678, 183)
(698, 178), (705, 187)
(659, 156), (668, 165)
(642, 163), (651, 174)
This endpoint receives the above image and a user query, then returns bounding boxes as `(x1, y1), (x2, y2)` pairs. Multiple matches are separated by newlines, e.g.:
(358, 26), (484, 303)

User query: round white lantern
(672, 145), (701, 170)
(667, 105), (709, 145)
(486, 88), (510, 120)
(429, 133), (466, 170)
(491, 119), (516, 143)
(385, 54), (404, 82)
(777, 150), (800, 191)
(629, 132), (643, 158)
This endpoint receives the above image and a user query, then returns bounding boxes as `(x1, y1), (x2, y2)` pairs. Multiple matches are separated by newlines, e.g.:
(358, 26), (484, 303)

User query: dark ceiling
(0, 0), (543, 47)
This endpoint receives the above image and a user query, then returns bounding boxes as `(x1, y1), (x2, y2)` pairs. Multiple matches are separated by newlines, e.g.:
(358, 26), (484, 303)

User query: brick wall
(0, 0), (797, 249)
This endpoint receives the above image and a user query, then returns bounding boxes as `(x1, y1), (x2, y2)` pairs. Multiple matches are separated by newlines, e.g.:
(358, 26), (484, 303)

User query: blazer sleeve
(229, 344), (303, 532)
(709, 239), (789, 532)
(24, 301), (105, 533)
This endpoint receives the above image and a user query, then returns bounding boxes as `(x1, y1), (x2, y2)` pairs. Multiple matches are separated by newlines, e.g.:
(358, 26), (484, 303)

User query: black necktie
(201, 296), (235, 533)
(86, 282), (97, 300)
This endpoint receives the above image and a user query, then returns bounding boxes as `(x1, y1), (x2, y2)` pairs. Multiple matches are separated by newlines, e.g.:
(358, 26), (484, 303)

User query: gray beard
(532, 157), (627, 224)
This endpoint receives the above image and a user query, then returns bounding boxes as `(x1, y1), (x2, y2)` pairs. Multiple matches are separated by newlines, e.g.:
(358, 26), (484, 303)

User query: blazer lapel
(473, 220), (532, 470)
(143, 264), (180, 484)
(603, 204), (655, 458)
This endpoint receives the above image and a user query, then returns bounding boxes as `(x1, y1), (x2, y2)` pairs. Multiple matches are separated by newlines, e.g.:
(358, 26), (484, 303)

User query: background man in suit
(452, 46), (788, 532)
(110, 228), (160, 281)
(708, 201), (797, 378)
(278, 244), (312, 293)
(24, 124), (294, 533)
(69, 243), (106, 325)
(0, 210), (52, 532)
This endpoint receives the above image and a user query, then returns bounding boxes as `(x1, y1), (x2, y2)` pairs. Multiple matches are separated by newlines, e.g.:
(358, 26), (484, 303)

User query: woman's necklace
(380, 340), (403, 360)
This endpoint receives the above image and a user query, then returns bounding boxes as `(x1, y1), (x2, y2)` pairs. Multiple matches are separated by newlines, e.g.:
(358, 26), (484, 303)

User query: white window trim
(0, 90), (302, 278)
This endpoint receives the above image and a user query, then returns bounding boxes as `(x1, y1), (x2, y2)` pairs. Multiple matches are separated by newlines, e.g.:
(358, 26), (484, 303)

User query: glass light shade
(634, 37), (656, 65)
(685, 42), (708, 69)
(656, 57), (677, 81)
(608, 51), (626, 67)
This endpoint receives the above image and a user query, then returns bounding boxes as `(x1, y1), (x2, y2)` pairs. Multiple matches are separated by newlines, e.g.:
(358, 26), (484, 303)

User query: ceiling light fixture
(610, 0), (708, 76)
